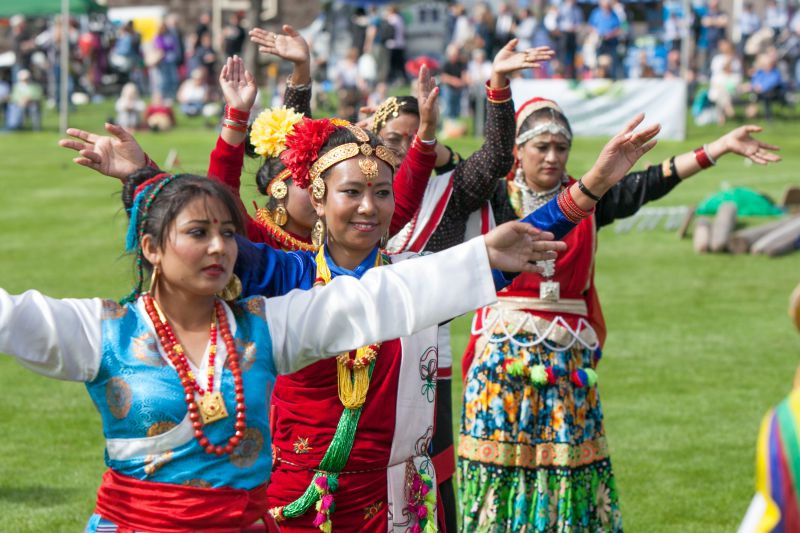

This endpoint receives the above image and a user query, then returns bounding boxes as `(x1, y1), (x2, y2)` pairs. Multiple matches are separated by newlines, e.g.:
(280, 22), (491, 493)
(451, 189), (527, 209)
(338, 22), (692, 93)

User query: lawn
(0, 102), (798, 531)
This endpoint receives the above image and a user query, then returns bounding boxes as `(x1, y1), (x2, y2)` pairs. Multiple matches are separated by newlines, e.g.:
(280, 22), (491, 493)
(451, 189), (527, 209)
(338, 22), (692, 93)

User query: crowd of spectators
(3, 1), (800, 132)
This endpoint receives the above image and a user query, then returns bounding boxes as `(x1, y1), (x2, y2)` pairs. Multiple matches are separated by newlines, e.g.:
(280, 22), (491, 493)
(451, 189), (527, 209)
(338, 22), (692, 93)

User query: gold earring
(217, 274), (242, 301)
(148, 265), (160, 294)
(273, 204), (288, 227)
(311, 218), (326, 248)
(271, 180), (288, 227)
(380, 230), (389, 249)
(311, 177), (326, 200)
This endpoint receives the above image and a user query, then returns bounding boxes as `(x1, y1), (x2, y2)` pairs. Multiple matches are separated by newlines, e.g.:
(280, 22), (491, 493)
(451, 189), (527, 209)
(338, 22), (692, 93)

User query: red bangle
(485, 80), (511, 103)
(223, 123), (247, 133)
(557, 187), (594, 224)
(225, 105), (250, 122)
(411, 134), (437, 154)
(694, 146), (714, 169)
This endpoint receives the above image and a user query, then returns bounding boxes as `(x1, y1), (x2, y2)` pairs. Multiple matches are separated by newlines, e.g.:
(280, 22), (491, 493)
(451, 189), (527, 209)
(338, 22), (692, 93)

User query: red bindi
(367, 182), (372, 187)
(213, 218), (218, 223)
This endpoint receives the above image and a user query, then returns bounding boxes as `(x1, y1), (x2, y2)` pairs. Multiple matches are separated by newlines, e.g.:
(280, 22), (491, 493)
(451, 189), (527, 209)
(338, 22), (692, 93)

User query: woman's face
(378, 112), (420, 160)
(284, 180), (318, 232)
(143, 196), (238, 298)
(518, 132), (571, 192)
(312, 157), (395, 257)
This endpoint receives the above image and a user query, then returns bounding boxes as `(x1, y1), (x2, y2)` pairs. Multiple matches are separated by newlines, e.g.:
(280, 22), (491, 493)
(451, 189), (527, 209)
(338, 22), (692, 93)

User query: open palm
(590, 113), (661, 187)
(249, 25), (309, 65)
(722, 125), (781, 165)
(493, 40), (555, 77)
(58, 123), (147, 180)
(220, 55), (257, 112)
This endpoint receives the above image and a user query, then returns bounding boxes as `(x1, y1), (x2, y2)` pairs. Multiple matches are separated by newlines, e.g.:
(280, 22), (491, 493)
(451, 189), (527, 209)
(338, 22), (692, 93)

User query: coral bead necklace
(142, 293), (247, 456)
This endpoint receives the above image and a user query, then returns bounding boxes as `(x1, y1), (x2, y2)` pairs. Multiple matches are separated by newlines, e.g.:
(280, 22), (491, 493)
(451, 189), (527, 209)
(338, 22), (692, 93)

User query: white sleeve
(0, 289), (103, 382)
(267, 236), (497, 374)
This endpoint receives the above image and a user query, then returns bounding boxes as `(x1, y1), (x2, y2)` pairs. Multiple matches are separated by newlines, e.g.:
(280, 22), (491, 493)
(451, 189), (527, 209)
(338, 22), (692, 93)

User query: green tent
(0, 0), (104, 18)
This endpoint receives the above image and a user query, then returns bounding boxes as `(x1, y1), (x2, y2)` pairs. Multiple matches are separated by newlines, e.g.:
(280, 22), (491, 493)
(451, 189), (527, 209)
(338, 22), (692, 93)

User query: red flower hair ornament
(280, 117), (339, 189)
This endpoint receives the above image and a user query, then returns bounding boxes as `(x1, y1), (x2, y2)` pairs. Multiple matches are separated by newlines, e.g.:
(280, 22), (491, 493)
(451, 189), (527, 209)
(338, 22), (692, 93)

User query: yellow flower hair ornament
(249, 106), (305, 158)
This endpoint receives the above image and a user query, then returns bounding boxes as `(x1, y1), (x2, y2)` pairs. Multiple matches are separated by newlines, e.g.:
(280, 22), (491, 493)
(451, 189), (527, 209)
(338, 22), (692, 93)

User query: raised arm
(448, 42), (555, 218)
(267, 223), (562, 374)
(389, 64), (439, 234)
(250, 25), (312, 116)
(594, 123), (780, 227)
(208, 56), (258, 232)
(0, 290), (102, 382)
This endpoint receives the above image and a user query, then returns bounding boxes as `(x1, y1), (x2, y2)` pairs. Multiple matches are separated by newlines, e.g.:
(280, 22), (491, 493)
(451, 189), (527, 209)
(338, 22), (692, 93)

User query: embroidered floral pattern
(106, 377), (132, 419)
(459, 331), (620, 532)
(363, 500), (384, 520)
(293, 436), (312, 455)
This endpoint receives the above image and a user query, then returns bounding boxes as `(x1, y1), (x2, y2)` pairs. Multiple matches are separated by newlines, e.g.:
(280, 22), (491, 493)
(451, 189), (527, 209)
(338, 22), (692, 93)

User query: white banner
(510, 79), (687, 141)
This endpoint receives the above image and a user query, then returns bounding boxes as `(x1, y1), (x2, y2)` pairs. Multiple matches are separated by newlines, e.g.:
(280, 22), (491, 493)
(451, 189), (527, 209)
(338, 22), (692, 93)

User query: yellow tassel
(338, 361), (371, 409)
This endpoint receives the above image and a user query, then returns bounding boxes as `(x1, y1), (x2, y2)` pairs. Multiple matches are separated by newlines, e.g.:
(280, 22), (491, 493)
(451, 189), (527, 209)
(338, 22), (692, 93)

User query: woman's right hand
(249, 25), (310, 66)
(58, 123), (147, 181)
(581, 113), (661, 198)
(491, 40), (554, 86)
(416, 64), (439, 141)
(483, 221), (567, 274)
(219, 55), (257, 112)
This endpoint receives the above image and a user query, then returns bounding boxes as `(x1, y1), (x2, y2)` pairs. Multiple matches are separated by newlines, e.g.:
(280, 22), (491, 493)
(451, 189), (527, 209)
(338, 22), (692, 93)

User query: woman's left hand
(219, 55), (257, 112)
(416, 64), (440, 141)
(483, 221), (567, 273)
(713, 125), (781, 165)
(492, 40), (555, 77)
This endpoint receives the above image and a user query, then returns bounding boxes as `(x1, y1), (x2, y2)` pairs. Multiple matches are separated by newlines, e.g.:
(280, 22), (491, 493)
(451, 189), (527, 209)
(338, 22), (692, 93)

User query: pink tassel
(416, 506), (428, 519)
(320, 494), (334, 511)
(315, 476), (328, 491)
(312, 512), (327, 528)
(410, 525), (422, 533)
(420, 483), (430, 497)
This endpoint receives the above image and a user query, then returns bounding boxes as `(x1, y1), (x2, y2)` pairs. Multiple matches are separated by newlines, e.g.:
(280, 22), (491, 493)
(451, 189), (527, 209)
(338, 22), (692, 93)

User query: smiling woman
(0, 167), (562, 531)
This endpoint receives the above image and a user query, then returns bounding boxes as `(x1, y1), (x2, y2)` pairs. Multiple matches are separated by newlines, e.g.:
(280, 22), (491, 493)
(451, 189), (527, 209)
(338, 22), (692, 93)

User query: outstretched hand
(588, 113), (660, 190)
(249, 25), (310, 65)
(58, 123), (147, 181)
(492, 40), (555, 77)
(416, 64), (439, 139)
(719, 125), (781, 165)
(484, 221), (567, 274)
(219, 55), (257, 112)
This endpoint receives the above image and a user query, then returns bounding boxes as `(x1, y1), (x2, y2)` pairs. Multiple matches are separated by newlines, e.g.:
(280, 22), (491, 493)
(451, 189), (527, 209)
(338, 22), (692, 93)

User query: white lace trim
(471, 305), (599, 352)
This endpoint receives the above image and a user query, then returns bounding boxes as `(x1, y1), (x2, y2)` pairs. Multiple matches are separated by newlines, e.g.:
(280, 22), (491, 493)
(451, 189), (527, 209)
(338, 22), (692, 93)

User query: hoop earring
(217, 274), (242, 301)
(148, 265), (160, 294)
(379, 230), (389, 249)
(311, 218), (326, 248)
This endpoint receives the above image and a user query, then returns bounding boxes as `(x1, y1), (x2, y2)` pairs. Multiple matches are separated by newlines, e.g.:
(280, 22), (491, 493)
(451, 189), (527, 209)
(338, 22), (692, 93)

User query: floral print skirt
(457, 331), (622, 532)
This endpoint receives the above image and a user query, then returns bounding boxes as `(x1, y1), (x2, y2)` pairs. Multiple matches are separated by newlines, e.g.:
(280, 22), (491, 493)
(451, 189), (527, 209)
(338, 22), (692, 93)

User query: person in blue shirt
(589, 0), (622, 79)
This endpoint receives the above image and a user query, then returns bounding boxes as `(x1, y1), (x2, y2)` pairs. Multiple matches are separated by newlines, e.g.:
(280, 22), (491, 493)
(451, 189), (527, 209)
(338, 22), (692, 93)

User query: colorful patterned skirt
(458, 329), (622, 532)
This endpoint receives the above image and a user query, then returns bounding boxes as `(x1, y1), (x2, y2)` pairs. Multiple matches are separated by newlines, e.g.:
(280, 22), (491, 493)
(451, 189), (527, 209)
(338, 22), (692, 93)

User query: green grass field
(0, 103), (798, 531)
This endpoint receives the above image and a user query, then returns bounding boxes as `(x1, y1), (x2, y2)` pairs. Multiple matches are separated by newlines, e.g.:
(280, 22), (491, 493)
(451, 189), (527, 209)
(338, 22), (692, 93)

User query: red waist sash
(94, 469), (268, 532)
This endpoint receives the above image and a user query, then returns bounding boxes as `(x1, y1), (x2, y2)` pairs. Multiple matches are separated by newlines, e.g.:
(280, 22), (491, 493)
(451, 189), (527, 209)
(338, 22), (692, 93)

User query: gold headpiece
(308, 125), (399, 199)
(372, 97), (406, 134)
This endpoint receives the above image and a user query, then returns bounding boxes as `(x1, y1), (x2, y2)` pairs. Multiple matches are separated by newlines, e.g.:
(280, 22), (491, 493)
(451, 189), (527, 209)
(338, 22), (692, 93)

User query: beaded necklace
(269, 246), (388, 530)
(142, 294), (247, 456)
(253, 206), (318, 252)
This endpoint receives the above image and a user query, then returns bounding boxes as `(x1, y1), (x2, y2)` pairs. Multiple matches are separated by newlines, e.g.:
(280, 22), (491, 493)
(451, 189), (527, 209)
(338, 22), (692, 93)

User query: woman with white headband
(457, 97), (781, 532)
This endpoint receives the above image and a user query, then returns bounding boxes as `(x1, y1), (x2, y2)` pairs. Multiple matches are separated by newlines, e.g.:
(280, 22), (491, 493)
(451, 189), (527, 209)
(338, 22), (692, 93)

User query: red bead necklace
(143, 294), (247, 456)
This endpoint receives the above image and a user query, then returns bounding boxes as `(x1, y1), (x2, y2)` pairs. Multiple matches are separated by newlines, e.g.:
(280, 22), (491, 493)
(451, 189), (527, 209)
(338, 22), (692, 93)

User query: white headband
(515, 121), (572, 146)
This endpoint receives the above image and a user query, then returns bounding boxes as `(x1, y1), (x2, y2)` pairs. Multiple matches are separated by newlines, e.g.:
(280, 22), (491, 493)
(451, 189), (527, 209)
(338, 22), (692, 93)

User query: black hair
(255, 156), (287, 197)
(120, 168), (245, 301)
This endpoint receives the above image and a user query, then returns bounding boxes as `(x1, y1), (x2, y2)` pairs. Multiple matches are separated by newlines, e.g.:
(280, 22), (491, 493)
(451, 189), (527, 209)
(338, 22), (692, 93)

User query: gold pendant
(198, 391), (229, 425)
(540, 281), (561, 302)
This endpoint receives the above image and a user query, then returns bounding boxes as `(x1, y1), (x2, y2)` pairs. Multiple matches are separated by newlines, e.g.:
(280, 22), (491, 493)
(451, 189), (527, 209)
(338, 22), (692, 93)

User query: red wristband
(225, 105), (250, 122)
(223, 123), (248, 133)
(485, 80), (512, 104)
(557, 187), (594, 224)
(693, 146), (714, 169)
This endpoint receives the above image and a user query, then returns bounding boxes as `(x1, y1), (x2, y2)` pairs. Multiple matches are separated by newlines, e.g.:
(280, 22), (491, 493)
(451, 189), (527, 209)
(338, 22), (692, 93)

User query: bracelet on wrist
(485, 80), (511, 104)
(224, 105), (250, 122)
(577, 179), (602, 202)
(412, 134), (437, 154)
(286, 75), (312, 91)
(694, 145), (715, 169)
(661, 156), (679, 180)
(222, 121), (247, 133)
(557, 187), (594, 224)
